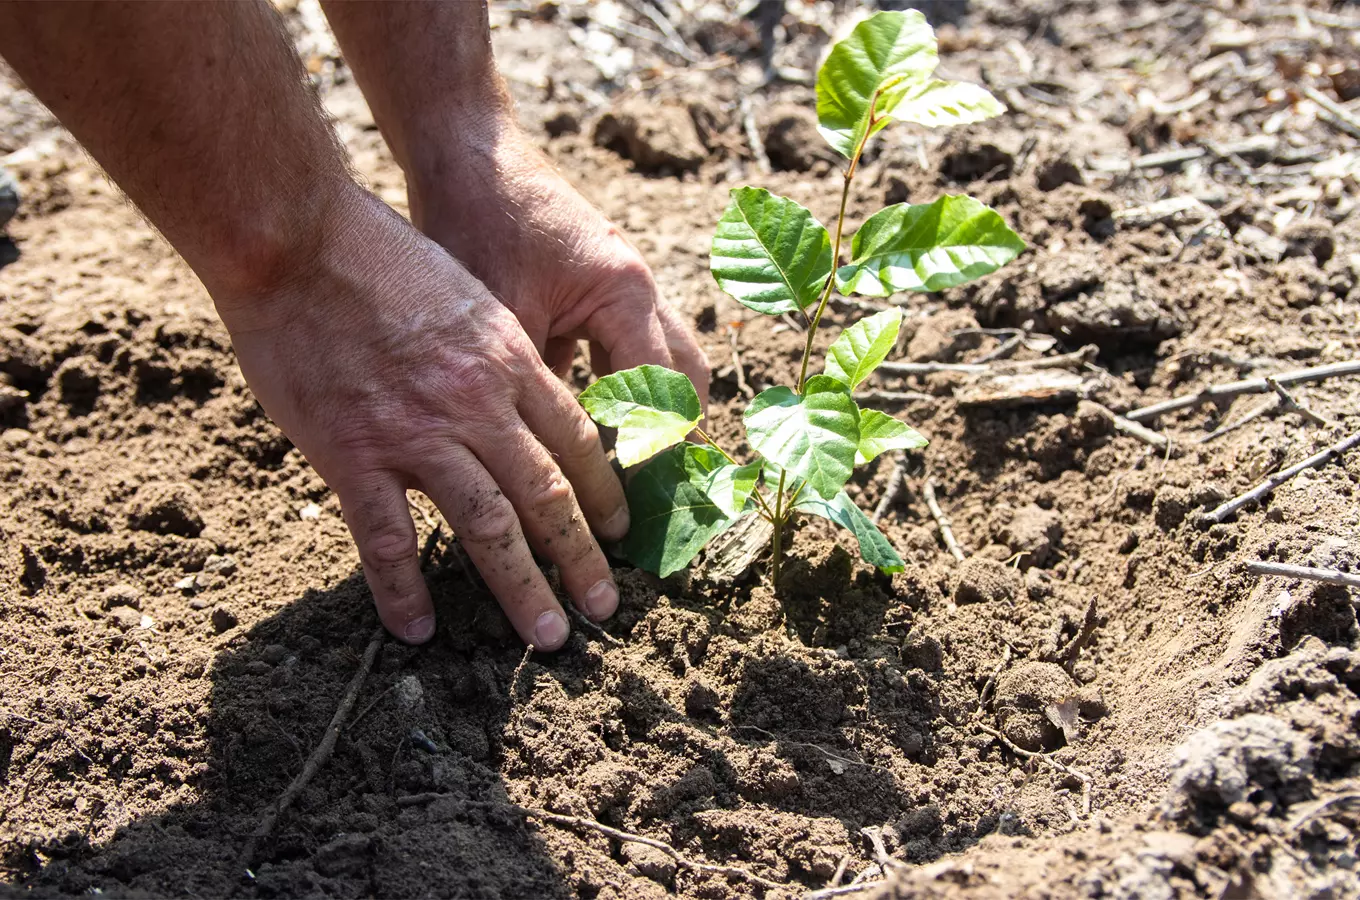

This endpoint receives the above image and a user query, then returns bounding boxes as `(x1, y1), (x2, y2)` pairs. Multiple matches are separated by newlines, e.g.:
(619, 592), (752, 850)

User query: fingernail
(583, 579), (618, 620)
(603, 506), (630, 541)
(534, 611), (570, 650)
(404, 615), (435, 644)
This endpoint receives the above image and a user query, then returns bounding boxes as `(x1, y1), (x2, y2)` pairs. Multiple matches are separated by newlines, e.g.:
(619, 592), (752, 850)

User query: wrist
(206, 179), (381, 333)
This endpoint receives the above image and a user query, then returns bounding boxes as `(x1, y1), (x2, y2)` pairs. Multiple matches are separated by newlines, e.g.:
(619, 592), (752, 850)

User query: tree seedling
(581, 10), (1024, 584)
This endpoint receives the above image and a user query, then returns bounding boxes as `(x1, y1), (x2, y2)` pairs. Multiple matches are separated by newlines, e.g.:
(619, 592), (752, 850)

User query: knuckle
(460, 492), (520, 545)
(362, 529), (416, 570)
(558, 415), (604, 465)
(527, 469), (576, 512)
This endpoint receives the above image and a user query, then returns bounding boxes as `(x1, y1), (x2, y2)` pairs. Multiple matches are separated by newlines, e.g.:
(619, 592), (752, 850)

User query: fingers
(477, 425), (620, 622)
(337, 473), (436, 645)
(583, 291), (675, 375)
(420, 446), (574, 651)
(519, 369), (629, 544)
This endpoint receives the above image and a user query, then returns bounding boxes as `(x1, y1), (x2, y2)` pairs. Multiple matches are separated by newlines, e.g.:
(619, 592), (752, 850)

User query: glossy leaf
(891, 79), (1004, 129)
(835, 195), (1026, 296)
(710, 187), (833, 315)
(823, 307), (903, 389)
(794, 490), (905, 572)
(855, 409), (928, 464)
(620, 443), (741, 577)
(816, 10), (937, 158)
(744, 384), (859, 499)
(579, 365), (702, 467)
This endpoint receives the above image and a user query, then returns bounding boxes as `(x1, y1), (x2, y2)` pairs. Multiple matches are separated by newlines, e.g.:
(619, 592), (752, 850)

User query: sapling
(580, 10), (1025, 583)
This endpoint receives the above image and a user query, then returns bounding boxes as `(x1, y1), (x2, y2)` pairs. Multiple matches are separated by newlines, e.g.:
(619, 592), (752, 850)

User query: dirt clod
(990, 504), (1063, 569)
(953, 557), (1024, 605)
(127, 482), (205, 538)
(993, 661), (1081, 752)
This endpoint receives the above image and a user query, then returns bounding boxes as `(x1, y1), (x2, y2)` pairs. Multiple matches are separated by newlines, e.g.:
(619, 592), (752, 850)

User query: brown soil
(3, 2), (1360, 898)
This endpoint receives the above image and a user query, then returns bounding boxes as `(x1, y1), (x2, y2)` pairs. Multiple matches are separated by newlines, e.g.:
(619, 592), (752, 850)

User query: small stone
(174, 574), (198, 592)
(202, 554), (237, 576)
(210, 605), (238, 633)
(298, 502), (322, 520)
(138, 614), (155, 630)
(188, 597), (211, 611)
(101, 583), (141, 610)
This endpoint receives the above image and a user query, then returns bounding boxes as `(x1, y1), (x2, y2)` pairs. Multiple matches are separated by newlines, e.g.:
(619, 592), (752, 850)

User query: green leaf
(687, 452), (763, 519)
(580, 365), (702, 467)
(620, 443), (741, 577)
(891, 79), (1004, 129)
(710, 187), (833, 316)
(835, 195), (1026, 297)
(744, 385), (859, 500)
(855, 409), (928, 464)
(816, 10), (937, 158)
(824, 307), (903, 389)
(794, 490), (905, 573)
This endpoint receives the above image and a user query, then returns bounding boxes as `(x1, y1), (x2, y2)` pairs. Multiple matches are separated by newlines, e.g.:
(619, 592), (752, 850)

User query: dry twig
(976, 723), (1093, 816)
(878, 344), (1096, 377)
(1085, 401), (1170, 450)
(1197, 397), (1275, 444)
(1042, 598), (1099, 672)
(1125, 360), (1360, 422)
(1266, 376), (1329, 427)
(853, 388), (935, 405)
(393, 794), (787, 891)
(871, 454), (907, 525)
(739, 96), (771, 176)
(729, 325), (755, 400)
(979, 645), (1013, 709)
(1246, 561), (1360, 590)
(1200, 430), (1360, 524)
(239, 529), (441, 868)
(923, 478), (966, 562)
(1302, 85), (1360, 140)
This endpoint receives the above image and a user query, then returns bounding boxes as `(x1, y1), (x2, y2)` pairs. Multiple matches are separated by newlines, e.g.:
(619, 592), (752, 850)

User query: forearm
(320, 1), (513, 182)
(0, 1), (357, 303)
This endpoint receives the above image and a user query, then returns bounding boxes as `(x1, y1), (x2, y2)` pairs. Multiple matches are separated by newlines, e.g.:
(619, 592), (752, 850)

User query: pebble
(101, 582), (141, 610)
(209, 605), (238, 633)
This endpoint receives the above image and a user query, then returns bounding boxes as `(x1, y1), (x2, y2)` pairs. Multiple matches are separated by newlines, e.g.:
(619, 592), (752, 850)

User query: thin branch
(853, 389), (935, 405)
(1200, 429), (1360, 524)
(730, 724), (896, 777)
(739, 95), (771, 175)
(871, 454), (907, 525)
(877, 345), (1097, 377)
(1085, 402), (1170, 450)
(1125, 360), (1360, 422)
(805, 882), (886, 899)
(1266, 376), (1329, 427)
(923, 478), (966, 562)
(392, 795), (787, 891)
(1246, 561), (1360, 590)
(976, 723), (1092, 816)
(238, 528), (441, 868)
(1302, 85), (1360, 140)
(1197, 397), (1275, 444)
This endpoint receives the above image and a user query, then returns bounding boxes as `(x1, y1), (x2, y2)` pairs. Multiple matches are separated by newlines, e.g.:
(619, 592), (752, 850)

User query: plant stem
(771, 468), (787, 588)
(796, 107), (877, 394)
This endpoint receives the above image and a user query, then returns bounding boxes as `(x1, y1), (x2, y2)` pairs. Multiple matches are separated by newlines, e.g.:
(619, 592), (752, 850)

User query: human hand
(405, 123), (711, 403)
(215, 187), (628, 650)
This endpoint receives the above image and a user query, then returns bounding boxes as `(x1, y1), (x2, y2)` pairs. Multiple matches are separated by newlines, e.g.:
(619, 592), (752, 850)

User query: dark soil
(3, 1), (1359, 898)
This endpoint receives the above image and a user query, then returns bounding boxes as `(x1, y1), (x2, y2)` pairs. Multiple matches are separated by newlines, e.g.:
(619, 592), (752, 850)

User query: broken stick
(1084, 401), (1170, 450)
(923, 477), (966, 561)
(1246, 561), (1360, 590)
(878, 344), (1096, 377)
(1125, 360), (1360, 422)
(871, 454), (907, 525)
(1200, 429), (1360, 524)
(239, 528), (441, 868)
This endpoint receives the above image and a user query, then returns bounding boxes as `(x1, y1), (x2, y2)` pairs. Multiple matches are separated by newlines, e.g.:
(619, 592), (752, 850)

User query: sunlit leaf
(835, 195), (1026, 296)
(891, 79), (1004, 128)
(816, 10), (937, 158)
(744, 384), (859, 499)
(794, 490), (905, 572)
(824, 307), (903, 389)
(855, 409), (928, 464)
(710, 187), (833, 315)
(580, 365), (702, 467)
(685, 449), (763, 519)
